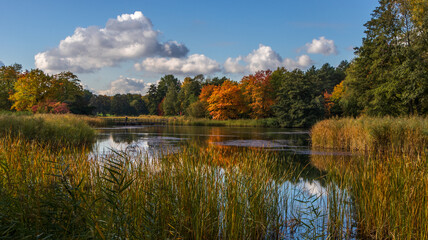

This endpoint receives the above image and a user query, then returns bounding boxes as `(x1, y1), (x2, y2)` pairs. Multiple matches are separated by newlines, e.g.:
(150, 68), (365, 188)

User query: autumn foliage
(323, 91), (334, 117)
(199, 71), (276, 120)
(9, 69), (82, 112)
(31, 100), (70, 114)
(1, 61), (352, 125)
(240, 70), (274, 119)
(204, 80), (248, 120)
(323, 81), (345, 117)
(199, 85), (217, 104)
(330, 81), (344, 103)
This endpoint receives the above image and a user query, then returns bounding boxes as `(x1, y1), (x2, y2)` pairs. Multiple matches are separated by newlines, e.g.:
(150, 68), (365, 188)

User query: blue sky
(0, 0), (379, 95)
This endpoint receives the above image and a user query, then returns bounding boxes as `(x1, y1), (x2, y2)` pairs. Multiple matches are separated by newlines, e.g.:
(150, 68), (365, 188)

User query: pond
(94, 125), (311, 153)
(92, 125), (356, 238)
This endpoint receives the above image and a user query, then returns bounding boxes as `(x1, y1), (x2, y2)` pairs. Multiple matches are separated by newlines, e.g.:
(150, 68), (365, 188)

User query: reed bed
(311, 116), (428, 155)
(311, 116), (428, 239)
(0, 113), (95, 146)
(311, 152), (428, 239)
(60, 114), (108, 127)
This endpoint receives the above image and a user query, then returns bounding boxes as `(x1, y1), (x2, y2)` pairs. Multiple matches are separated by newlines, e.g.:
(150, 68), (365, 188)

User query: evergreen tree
(147, 85), (160, 115)
(343, 0), (428, 116)
(273, 69), (324, 127)
(111, 94), (132, 116)
(130, 97), (148, 115)
(147, 75), (180, 115)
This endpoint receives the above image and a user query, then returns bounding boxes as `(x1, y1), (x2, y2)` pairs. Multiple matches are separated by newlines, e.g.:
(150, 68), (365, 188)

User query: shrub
(31, 100), (70, 114)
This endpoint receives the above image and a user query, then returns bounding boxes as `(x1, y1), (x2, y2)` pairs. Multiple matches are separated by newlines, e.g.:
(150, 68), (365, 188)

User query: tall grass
(59, 114), (108, 127)
(1, 135), (344, 239)
(311, 116), (428, 155)
(354, 153), (428, 239)
(311, 152), (428, 239)
(0, 113), (95, 146)
(311, 116), (428, 239)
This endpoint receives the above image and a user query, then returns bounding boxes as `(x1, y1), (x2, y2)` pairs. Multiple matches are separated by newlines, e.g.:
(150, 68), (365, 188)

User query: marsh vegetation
(311, 117), (428, 239)
(0, 112), (427, 239)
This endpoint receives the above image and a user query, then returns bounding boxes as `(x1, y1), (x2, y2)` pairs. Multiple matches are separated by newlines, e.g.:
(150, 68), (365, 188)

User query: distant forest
(1, 0), (427, 127)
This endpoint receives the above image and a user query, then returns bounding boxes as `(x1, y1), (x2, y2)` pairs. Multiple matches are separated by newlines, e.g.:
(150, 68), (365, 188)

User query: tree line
(0, 62), (348, 127)
(1, 0), (426, 127)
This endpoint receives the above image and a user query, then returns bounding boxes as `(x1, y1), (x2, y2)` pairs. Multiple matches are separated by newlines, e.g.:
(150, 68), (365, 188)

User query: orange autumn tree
(196, 84), (218, 117)
(199, 84), (217, 104)
(323, 91), (334, 117)
(240, 70), (274, 119)
(206, 80), (248, 120)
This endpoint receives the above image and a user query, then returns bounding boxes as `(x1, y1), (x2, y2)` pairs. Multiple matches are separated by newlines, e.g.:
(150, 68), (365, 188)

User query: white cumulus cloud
(0, 60), (4, 67)
(245, 45), (283, 73)
(35, 11), (188, 74)
(98, 76), (151, 96)
(224, 57), (246, 73)
(224, 44), (314, 74)
(283, 55), (313, 70)
(305, 36), (338, 55)
(135, 54), (221, 75)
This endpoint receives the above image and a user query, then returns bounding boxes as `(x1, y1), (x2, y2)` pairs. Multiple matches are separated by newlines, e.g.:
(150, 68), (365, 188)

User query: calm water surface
(94, 125), (312, 154)
(92, 125), (356, 238)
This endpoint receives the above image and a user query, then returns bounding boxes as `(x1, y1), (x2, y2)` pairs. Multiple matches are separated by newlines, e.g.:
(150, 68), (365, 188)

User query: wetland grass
(0, 113), (96, 147)
(311, 153), (428, 239)
(0, 135), (339, 239)
(310, 116), (428, 239)
(311, 116), (428, 155)
(101, 115), (280, 128)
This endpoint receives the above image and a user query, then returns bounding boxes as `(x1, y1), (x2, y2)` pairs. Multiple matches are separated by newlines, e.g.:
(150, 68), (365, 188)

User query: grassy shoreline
(311, 116), (428, 155)
(0, 113), (96, 147)
(100, 115), (281, 128)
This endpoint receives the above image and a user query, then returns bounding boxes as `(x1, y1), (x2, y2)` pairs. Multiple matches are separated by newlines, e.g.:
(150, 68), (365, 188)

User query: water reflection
(93, 125), (311, 154)
(93, 125), (328, 186)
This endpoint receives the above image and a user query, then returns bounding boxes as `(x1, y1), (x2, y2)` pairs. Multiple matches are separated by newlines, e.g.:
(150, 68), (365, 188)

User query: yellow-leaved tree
(10, 69), (52, 111)
(10, 69), (83, 111)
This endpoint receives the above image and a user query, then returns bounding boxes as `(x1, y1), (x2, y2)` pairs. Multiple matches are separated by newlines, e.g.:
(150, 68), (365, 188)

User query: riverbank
(100, 115), (280, 128)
